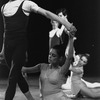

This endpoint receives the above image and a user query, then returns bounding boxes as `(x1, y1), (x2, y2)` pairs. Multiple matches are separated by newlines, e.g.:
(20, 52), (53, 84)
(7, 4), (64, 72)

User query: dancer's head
(74, 53), (90, 66)
(79, 53), (90, 66)
(56, 8), (67, 18)
(50, 20), (59, 29)
(48, 45), (65, 66)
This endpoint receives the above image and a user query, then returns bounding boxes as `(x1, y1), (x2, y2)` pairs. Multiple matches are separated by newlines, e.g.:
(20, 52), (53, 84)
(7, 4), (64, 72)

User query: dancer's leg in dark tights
(4, 40), (33, 100)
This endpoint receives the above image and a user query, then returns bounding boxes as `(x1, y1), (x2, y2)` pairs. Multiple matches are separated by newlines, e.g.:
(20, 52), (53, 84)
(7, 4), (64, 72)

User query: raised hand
(69, 25), (77, 37)
(70, 25), (77, 33)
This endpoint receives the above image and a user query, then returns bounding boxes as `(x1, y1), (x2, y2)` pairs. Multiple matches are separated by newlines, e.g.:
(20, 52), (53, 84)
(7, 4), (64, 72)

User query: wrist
(64, 19), (72, 30)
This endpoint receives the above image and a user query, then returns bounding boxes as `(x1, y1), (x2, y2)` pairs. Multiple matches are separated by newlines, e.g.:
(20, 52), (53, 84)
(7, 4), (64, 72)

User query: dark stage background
(0, 0), (100, 78)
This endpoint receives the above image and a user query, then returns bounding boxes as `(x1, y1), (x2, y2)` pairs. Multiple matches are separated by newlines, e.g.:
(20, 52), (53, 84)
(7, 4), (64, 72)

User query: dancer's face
(48, 48), (59, 65)
(58, 12), (67, 18)
(79, 56), (88, 66)
(51, 21), (59, 29)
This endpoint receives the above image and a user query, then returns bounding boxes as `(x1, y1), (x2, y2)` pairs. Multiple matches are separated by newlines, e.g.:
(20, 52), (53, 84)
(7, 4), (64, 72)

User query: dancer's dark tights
(4, 39), (29, 100)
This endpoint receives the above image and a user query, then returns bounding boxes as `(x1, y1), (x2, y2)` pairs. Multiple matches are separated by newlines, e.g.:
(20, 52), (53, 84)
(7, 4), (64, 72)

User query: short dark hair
(80, 53), (90, 62)
(52, 44), (65, 58)
(56, 8), (67, 16)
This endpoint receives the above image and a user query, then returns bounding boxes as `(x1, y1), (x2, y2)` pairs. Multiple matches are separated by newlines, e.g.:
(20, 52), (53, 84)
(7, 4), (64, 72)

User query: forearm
(46, 11), (72, 30)
(61, 37), (74, 74)
(66, 37), (74, 59)
(27, 67), (36, 73)
(23, 67), (35, 73)
(22, 65), (40, 73)
(37, 8), (72, 30)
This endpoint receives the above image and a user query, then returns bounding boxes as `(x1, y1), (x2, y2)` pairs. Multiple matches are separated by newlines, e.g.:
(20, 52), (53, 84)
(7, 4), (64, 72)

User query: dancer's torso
(40, 64), (66, 96)
(2, 0), (29, 40)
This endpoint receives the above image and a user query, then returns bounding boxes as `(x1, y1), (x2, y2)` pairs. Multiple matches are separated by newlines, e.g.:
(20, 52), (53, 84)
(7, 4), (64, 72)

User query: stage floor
(0, 77), (100, 100)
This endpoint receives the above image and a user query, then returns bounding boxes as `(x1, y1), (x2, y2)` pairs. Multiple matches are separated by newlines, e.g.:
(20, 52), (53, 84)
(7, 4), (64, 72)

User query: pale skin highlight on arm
(22, 0), (73, 31)
(29, 3), (72, 30)
(22, 64), (41, 73)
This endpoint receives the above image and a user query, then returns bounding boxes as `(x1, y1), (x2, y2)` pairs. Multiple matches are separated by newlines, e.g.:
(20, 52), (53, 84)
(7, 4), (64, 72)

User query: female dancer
(62, 53), (100, 98)
(22, 31), (76, 100)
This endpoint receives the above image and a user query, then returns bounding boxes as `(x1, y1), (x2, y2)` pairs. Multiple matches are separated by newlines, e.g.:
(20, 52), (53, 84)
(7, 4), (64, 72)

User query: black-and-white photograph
(0, 0), (100, 100)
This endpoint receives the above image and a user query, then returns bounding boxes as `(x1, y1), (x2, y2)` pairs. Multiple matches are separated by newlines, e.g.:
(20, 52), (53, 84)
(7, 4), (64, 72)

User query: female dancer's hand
(69, 25), (77, 35)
